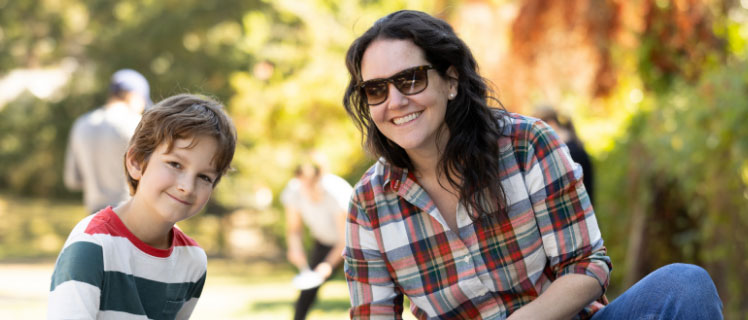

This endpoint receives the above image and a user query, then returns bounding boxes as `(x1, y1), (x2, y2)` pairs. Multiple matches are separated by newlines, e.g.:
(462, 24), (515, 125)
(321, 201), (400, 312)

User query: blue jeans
(591, 263), (723, 320)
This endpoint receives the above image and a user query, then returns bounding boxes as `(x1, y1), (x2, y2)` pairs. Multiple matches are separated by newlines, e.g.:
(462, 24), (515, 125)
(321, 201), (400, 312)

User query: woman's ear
(446, 66), (459, 96)
(125, 148), (143, 181)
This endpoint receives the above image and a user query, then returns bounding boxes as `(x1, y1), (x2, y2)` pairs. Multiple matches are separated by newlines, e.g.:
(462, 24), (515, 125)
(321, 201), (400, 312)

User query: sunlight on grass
(0, 193), (87, 260)
(191, 259), (355, 319)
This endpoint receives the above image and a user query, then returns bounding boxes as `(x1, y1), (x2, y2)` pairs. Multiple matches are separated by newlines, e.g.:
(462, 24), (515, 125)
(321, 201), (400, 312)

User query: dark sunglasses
(358, 65), (433, 106)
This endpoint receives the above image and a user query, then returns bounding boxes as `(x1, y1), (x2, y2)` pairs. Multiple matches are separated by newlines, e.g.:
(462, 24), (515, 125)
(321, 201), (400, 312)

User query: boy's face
(127, 135), (219, 225)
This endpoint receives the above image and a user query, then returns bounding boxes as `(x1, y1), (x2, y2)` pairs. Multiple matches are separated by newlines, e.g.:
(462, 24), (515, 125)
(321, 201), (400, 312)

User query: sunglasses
(358, 65), (433, 106)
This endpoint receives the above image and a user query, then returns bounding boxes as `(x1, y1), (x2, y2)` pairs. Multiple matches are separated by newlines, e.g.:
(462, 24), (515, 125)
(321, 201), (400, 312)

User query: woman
(341, 10), (722, 319)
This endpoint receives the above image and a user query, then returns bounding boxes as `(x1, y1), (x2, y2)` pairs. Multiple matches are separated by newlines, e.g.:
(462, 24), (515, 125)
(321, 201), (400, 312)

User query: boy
(49, 94), (236, 319)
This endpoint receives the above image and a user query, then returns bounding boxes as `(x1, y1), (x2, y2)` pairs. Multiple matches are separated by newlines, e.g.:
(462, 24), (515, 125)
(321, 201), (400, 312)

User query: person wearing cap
(64, 69), (152, 213)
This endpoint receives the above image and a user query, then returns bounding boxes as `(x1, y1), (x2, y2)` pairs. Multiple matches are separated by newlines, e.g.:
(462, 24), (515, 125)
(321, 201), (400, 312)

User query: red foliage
(506, 0), (723, 100)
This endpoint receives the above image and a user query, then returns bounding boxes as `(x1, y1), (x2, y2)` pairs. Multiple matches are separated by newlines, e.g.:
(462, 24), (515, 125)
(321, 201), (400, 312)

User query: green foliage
(595, 60), (748, 316)
(0, 0), (435, 261)
(0, 91), (95, 197)
(212, 0), (437, 210)
(0, 193), (88, 259)
(0, 0), (436, 202)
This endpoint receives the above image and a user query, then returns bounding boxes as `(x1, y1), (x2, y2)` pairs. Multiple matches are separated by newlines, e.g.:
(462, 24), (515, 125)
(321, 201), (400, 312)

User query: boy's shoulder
(60, 209), (115, 248)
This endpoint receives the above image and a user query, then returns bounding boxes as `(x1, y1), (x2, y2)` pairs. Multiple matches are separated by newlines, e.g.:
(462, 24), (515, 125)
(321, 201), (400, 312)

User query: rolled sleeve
(523, 120), (612, 292)
(344, 194), (403, 319)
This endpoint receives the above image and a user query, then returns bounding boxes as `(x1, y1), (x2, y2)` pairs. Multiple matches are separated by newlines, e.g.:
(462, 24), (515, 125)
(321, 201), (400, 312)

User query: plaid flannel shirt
(344, 113), (611, 319)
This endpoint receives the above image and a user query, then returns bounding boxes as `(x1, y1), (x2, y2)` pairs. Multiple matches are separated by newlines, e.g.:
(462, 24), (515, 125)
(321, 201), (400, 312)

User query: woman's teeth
(393, 112), (421, 125)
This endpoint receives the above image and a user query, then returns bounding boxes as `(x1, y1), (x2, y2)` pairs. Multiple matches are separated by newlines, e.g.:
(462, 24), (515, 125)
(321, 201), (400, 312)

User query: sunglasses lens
(362, 81), (388, 105)
(394, 68), (428, 95)
(360, 66), (431, 106)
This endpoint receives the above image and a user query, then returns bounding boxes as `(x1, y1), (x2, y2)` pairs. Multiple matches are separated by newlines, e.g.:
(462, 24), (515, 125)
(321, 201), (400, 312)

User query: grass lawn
(194, 259), (355, 319)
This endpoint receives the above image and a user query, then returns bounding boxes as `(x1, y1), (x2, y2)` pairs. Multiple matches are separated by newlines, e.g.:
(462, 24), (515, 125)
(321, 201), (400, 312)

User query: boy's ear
(125, 149), (143, 181)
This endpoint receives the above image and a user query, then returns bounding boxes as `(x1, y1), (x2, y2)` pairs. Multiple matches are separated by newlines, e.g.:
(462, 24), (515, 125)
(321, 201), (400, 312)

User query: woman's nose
(385, 83), (408, 108)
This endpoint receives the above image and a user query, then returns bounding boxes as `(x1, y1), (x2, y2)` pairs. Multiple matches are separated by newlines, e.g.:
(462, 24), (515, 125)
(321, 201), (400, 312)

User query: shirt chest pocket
(160, 298), (185, 319)
(148, 282), (192, 319)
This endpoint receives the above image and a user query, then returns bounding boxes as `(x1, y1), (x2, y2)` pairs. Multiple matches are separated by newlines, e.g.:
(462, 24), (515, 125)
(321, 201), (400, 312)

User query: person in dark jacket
(534, 106), (595, 205)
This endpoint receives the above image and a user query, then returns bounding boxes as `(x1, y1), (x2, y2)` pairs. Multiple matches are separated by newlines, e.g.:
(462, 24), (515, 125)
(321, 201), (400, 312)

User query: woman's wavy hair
(342, 10), (508, 221)
(124, 93), (237, 195)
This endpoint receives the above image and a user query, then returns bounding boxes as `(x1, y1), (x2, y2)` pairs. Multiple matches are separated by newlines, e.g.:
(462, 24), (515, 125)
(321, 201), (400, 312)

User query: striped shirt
(49, 207), (207, 319)
(344, 113), (611, 319)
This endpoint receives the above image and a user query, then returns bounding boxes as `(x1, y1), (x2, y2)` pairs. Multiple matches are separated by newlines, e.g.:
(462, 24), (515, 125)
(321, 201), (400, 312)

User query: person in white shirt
(281, 154), (353, 320)
(64, 69), (151, 213)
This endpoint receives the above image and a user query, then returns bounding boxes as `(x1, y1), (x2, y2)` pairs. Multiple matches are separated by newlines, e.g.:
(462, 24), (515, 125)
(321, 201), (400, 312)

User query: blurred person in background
(64, 69), (152, 214)
(340, 10), (722, 319)
(534, 105), (595, 205)
(281, 152), (353, 320)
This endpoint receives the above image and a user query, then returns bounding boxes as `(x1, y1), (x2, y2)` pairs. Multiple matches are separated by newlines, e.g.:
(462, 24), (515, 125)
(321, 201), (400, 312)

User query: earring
(449, 93), (455, 99)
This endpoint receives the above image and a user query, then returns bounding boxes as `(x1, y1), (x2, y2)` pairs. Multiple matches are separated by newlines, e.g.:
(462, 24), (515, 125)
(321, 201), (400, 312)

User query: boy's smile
(166, 192), (193, 205)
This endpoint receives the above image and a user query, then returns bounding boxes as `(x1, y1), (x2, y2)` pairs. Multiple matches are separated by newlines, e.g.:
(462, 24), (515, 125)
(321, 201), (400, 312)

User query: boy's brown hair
(124, 93), (237, 194)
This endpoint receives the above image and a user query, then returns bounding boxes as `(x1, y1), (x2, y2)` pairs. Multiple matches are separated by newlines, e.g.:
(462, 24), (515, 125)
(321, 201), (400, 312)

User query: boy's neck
(113, 201), (174, 250)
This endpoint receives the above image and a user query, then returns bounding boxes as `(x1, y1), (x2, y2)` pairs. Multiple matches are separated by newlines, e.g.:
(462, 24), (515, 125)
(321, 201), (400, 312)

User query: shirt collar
(379, 158), (417, 194)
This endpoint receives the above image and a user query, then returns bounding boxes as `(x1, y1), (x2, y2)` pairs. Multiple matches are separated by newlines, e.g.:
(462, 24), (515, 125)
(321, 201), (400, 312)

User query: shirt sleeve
(48, 237), (104, 319)
(322, 174), (354, 212)
(63, 123), (83, 191)
(343, 193), (404, 319)
(280, 179), (300, 210)
(521, 120), (611, 292)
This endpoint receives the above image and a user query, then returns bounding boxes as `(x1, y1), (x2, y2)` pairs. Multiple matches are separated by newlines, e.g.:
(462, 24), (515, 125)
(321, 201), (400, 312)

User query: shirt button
(463, 255), (470, 264)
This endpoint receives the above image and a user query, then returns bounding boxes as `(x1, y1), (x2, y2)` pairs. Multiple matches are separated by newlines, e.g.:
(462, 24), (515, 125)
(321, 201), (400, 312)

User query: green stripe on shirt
(51, 241), (206, 318)
(100, 271), (205, 318)
(51, 241), (104, 291)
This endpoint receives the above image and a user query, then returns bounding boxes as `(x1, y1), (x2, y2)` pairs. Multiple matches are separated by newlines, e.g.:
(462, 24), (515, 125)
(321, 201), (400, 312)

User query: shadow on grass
(249, 298), (350, 312)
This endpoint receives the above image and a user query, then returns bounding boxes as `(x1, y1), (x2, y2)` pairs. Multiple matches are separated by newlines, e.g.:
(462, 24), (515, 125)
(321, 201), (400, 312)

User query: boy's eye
(199, 174), (214, 184)
(168, 161), (182, 169)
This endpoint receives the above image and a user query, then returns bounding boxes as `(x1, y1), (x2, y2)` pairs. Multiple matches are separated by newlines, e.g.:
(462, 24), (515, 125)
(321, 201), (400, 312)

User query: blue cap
(109, 69), (152, 108)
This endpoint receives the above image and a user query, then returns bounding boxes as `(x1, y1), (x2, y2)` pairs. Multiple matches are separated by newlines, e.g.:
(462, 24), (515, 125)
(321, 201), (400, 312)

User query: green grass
(193, 259), (354, 319)
(0, 194), (88, 260)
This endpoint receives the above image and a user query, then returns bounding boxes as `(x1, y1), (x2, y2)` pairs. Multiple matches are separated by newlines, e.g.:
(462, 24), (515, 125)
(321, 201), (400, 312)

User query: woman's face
(360, 38), (457, 155)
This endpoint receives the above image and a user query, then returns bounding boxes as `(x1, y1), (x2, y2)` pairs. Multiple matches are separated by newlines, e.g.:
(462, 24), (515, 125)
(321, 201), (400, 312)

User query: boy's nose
(177, 175), (195, 194)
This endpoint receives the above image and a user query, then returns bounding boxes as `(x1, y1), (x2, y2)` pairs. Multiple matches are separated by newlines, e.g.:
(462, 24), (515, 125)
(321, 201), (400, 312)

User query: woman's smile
(392, 111), (422, 125)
